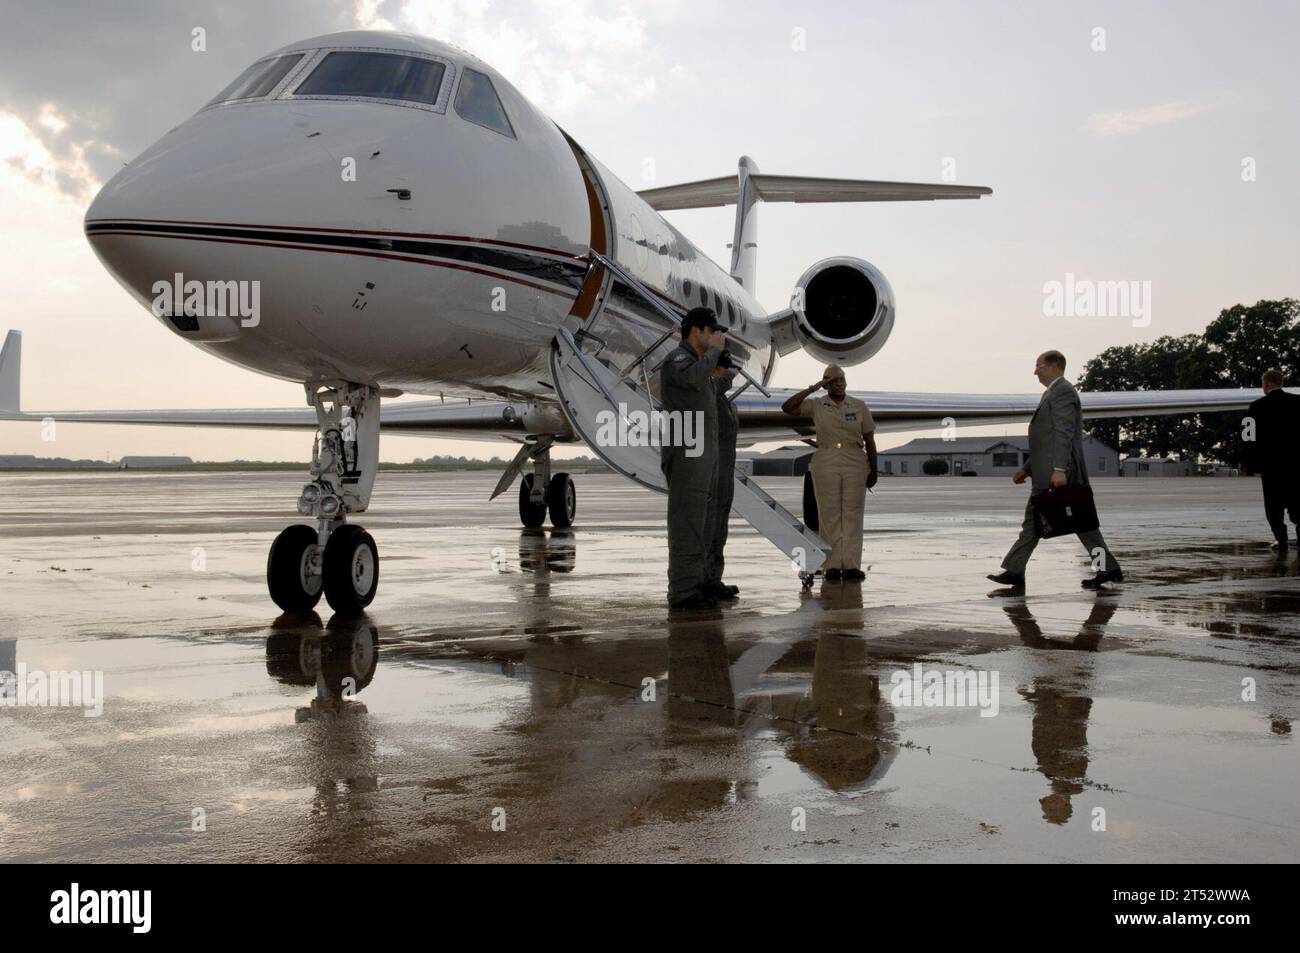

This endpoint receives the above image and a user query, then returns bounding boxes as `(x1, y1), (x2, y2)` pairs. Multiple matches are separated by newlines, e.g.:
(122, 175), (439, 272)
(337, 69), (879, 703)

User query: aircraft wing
(734, 387), (1259, 441)
(638, 174), (991, 210)
(0, 399), (533, 437)
(0, 331), (531, 438)
(1, 330), (1257, 443)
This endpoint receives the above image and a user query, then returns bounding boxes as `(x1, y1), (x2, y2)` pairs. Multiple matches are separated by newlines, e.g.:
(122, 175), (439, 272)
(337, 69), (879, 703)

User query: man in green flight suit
(703, 348), (740, 600)
(658, 306), (728, 610)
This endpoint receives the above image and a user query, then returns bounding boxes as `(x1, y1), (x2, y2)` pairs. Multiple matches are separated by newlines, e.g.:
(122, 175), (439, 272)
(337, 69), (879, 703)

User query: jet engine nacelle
(768, 257), (895, 367)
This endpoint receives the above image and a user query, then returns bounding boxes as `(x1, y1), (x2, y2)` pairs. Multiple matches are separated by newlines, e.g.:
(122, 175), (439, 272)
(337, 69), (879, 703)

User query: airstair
(548, 253), (830, 586)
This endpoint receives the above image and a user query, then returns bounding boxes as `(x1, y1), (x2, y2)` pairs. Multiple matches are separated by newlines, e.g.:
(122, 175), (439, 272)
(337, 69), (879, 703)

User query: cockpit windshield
(207, 53), (305, 106)
(294, 51), (446, 106)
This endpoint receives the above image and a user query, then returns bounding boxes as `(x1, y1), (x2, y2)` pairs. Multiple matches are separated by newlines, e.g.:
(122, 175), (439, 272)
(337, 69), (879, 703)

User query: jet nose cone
(82, 111), (285, 344)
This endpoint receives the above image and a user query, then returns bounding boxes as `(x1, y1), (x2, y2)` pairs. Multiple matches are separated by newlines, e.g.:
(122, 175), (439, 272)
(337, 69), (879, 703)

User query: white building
(1121, 456), (1194, 477)
(878, 434), (1119, 478)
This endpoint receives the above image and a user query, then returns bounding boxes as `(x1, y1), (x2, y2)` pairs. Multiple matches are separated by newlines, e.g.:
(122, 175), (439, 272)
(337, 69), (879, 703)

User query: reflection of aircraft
(265, 611), (382, 835)
(0, 29), (1261, 611)
(266, 611), (379, 721)
(1005, 600), (1116, 824)
(516, 528), (576, 577)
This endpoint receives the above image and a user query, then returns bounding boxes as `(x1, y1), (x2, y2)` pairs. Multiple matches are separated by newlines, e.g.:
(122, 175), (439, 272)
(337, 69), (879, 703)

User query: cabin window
(296, 51), (446, 106)
(454, 68), (516, 138)
(208, 54), (305, 105)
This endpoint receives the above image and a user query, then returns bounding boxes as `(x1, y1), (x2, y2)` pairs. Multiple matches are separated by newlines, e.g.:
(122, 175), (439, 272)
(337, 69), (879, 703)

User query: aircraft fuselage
(84, 30), (774, 405)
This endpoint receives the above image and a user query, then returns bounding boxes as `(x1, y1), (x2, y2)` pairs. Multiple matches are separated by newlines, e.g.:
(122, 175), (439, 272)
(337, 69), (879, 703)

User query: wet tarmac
(0, 470), (1296, 863)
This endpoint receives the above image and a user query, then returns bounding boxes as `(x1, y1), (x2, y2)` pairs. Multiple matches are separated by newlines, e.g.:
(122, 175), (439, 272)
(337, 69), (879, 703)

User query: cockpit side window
(294, 51), (446, 106)
(454, 68), (516, 139)
(207, 53), (305, 106)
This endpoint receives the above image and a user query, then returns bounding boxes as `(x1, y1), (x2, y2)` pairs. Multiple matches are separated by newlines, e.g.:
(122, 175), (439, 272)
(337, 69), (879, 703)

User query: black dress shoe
(670, 593), (719, 611)
(842, 569), (866, 582)
(1081, 569), (1124, 590)
(986, 570), (1025, 588)
(702, 582), (739, 599)
(825, 568), (843, 581)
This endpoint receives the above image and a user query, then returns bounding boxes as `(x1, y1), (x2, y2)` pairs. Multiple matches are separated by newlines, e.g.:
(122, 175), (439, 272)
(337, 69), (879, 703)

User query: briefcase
(1031, 485), (1100, 538)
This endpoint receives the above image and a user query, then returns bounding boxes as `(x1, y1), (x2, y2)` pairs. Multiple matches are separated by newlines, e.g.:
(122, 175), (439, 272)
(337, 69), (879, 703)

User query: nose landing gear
(268, 382), (382, 613)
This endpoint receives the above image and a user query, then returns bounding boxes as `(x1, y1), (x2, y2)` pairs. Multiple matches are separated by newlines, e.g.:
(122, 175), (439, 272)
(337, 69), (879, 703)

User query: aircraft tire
(519, 473), (547, 528)
(546, 472), (576, 528)
(322, 524), (379, 613)
(267, 524), (324, 613)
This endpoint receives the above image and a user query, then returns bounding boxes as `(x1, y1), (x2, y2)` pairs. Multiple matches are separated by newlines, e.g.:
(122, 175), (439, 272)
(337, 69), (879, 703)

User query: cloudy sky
(1, 0), (1297, 461)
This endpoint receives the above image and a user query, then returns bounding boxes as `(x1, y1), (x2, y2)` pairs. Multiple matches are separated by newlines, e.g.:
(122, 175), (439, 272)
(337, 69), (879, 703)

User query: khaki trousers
(811, 453), (868, 571)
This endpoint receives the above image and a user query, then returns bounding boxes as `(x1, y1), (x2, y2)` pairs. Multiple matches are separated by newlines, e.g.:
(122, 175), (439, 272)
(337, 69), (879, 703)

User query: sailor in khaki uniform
(783, 365), (879, 580)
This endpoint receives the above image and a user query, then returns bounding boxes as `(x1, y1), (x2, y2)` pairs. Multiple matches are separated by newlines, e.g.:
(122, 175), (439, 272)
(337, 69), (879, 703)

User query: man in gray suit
(987, 350), (1123, 591)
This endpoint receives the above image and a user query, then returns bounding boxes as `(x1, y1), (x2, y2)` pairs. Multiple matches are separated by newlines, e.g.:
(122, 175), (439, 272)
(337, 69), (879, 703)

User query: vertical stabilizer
(729, 156), (760, 290)
(0, 330), (20, 414)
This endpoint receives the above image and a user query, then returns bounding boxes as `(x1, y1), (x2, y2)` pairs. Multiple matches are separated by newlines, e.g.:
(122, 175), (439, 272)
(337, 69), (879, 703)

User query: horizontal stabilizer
(638, 174), (991, 211)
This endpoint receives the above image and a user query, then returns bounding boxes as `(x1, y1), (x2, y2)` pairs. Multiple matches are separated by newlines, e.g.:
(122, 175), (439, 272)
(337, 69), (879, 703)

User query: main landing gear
(517, 445), (576, 529)
(267, 382), (382, 613)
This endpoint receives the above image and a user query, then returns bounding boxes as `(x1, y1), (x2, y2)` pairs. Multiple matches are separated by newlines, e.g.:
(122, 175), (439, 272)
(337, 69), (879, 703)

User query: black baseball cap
(680, 306), (728, 335)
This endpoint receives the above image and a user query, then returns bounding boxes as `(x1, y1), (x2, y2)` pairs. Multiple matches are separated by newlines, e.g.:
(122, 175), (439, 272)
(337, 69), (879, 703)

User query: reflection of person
(782, 365), (878, 581)
(659, 307), (727, 609)
(1004, 599), (1112, 824)
(703, 351), (740, 599)
(786, 633), (891, 791)
(988, 350), (1122, 591)
(1019, 679), (1093, 825)
(1002, 598), (1116, 652)
(666, 613), (735, 729)
(1244, 369), (1300, 554)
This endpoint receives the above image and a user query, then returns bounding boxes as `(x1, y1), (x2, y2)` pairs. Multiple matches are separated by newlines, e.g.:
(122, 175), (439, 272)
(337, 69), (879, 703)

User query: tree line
(1078, 298), (1299, 464)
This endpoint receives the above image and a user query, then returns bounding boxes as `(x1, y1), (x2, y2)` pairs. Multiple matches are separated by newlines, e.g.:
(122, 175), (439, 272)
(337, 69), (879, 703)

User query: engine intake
(773, 257), (895, 366)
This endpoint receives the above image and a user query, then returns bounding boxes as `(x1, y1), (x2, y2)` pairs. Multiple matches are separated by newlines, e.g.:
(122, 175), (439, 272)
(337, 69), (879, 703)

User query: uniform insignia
(846, 413), (857, 421)
(672, 352), (692, 365)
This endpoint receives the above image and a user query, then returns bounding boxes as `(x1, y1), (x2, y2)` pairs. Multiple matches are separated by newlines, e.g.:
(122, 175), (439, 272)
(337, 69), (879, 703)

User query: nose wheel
(268, 381), (384, 613)
(267, 524), (324, 612)
(321, 524), (379, 612)
(267, 523), (379, 613)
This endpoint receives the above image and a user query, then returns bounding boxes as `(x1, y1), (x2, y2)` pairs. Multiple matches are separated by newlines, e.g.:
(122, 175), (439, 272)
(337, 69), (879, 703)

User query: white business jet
(0, 30), (1257, 612)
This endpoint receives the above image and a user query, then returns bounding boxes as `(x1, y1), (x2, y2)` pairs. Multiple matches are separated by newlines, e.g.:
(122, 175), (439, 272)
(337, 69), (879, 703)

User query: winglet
(0, 330), (20, 414)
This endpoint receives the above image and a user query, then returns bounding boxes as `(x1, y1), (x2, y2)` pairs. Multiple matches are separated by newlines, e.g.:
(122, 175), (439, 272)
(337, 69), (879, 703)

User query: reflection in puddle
(265, 612), (378, 721)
